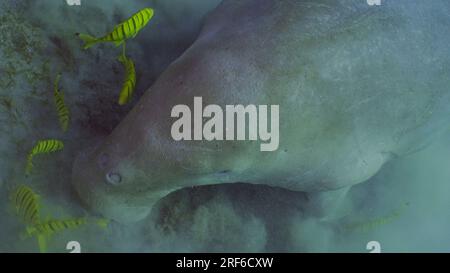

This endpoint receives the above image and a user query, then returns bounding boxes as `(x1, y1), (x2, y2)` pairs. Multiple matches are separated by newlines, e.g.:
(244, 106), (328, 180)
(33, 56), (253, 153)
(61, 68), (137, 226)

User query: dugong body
(73, 0), (450, 222)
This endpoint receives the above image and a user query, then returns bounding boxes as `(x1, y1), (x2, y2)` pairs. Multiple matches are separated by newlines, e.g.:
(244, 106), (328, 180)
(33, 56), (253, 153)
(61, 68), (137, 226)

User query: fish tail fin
(118, 43), (127, 63)
(54, 73), (61, 94)
(25, 159), (33, 176)
(37, 234), (48, 253)
(76, 33), (98, 50)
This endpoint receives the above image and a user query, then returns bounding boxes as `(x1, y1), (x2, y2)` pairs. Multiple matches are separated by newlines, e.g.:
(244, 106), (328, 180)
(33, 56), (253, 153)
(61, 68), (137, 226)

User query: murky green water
(1, 0), (450, 253)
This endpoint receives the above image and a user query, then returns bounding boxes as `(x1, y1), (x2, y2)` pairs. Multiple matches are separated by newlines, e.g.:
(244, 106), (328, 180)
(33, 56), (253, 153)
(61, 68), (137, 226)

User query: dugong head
(71, 109), (186, 223)
(71, 143), (156, 223)
(71, 95), (232, 223)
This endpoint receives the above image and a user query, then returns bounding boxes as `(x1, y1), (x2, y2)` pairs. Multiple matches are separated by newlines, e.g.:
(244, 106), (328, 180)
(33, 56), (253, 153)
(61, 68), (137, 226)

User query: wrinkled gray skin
(72, 0), (450, 223)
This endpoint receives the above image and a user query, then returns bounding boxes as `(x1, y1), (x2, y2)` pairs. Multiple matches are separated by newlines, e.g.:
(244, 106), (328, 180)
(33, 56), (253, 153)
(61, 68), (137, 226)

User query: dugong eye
(105, 172), (122, 186)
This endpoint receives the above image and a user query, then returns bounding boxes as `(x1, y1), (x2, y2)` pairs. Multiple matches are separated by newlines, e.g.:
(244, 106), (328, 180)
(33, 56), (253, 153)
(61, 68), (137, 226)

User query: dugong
(72, 0), (450, 222)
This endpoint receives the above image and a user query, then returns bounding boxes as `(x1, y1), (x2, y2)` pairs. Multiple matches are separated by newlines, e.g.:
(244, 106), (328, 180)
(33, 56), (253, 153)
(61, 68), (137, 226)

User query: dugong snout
(71, 144), (161, 222)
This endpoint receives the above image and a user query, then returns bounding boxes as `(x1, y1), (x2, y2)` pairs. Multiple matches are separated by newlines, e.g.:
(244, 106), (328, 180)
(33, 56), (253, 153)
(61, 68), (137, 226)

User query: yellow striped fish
(24, 218), (109, 253)
(25, 218), (87, 253)
(118, 44), (136, 105)
(77, 8), (154, 50)
(345, 202), (410, 233)
(54, 74), (70, 132)
(26, 218), (109, 237)
(10, 185), (41, 225)
(26, 218), (88, 237)
(26, 139), (64, 175)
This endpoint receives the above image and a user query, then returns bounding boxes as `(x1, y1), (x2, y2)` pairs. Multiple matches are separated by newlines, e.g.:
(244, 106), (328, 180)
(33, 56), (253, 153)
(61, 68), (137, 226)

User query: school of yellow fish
(11, 185), (108, 253)
(77, 7), (154, 105)
(9, 7), (155, 253)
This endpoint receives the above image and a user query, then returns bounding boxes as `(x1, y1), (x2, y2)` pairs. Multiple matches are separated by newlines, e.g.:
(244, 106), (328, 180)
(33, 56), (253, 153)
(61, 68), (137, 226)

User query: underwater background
(1, 0), (450, 253)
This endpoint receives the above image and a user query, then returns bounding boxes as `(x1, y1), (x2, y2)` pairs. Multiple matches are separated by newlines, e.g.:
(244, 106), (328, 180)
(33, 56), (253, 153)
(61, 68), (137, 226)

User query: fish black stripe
(39, 141), (48, 153)
(34, 142), (43, 154)
(30, 209), (38, 223)
(43, 223), (51, 233)
(49, 141), (56, 151)
(51, 141), (59, 152)
(58, 100), (66, 110)
(23, 197), (36, 220)
(19, 190), (32, 211)
(37, 142), (44, 153)
(123, 22), (130, 37)
(56, 221), (65, 230)
(44, 141), (52, 152)
(114, 27), (122, 41)
(57, 105), (65, 113)
(132, 17), (138, 33)
(45, 141), (53, 152)
(121, 23), (127, 37)
(56, 95), (63, 105)
(24, 204), (37, 223)
(137, 12), (144, 26)
(49, 140), (57, 151)
(129, 18), (136, 34)
(118, 25), (124, 39)
(141, 11), (148, 22)
(109, 32), (115, 41)
(50, 222), (59, 231)
(133, 16), (140, 31)
(118, 25), (125, 40)
(17, 188), (29, 207)
(15, 187), (25, 206)
(22, 192), (34, 210)
(49, 141), (58, 151)
(111, 29), (118, 41)
(142, 9), (149, 21)
(127, 20), (134, 36)
(118, 27), (124, 40)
